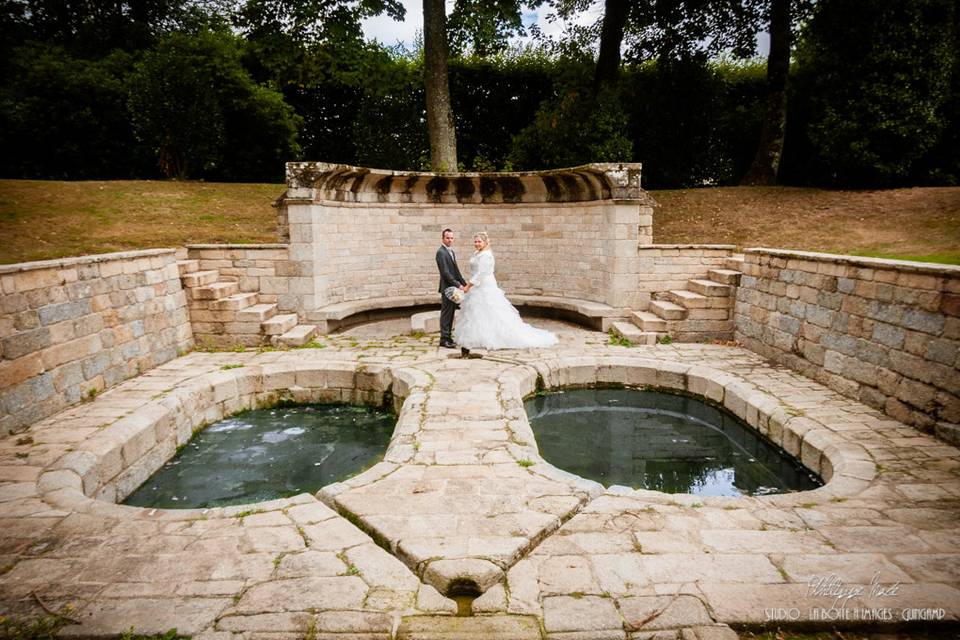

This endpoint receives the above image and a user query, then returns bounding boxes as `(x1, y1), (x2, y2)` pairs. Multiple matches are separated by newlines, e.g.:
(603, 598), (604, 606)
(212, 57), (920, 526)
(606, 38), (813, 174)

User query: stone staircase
(612, 255), (744, 344)
(177, 260), (317, 348)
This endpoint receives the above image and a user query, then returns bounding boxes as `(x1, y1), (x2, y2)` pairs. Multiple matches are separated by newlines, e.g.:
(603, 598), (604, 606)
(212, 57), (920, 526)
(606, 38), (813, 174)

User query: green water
(525, 389), (822, 496)
(123, 404), (395, 509)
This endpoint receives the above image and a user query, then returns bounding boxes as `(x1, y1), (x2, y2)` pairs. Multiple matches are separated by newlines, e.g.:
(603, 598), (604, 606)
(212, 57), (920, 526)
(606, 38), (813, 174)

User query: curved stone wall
(277, 163), (654, 314)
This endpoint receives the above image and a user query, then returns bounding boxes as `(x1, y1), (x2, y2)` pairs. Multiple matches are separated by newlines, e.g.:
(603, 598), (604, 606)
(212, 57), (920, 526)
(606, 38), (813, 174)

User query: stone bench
(510, 295), (627, 332)
(308, 295), (439, 333)
(309, 294), (627, 334)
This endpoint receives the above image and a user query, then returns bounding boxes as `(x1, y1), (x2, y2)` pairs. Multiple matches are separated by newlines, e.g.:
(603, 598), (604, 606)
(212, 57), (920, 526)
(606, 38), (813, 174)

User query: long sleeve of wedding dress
(455, 250), (558, 350)
(468, 251), (495, 286)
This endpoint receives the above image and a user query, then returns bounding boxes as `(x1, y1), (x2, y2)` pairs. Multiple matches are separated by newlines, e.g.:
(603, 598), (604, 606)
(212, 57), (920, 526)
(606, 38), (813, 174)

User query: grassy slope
(0, 180), (282, 264)
(1, 180), (958, 265)
(652, 186), (960, 264)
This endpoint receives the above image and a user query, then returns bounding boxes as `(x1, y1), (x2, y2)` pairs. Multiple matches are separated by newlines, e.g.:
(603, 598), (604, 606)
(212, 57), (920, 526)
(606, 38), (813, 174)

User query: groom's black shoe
(461, 347), (470, 358)
(439, 340), (456, 349)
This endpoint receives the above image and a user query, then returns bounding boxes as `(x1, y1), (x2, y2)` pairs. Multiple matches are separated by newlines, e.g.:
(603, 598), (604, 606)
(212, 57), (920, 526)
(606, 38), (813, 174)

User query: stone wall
(734, 248), (960, 439)
(280, 163), (653, 315)
(186, 244), (291, 307)
(0, 249), (193, 435)
(291, 200), (647, 312)
(637, 244), (735, 294)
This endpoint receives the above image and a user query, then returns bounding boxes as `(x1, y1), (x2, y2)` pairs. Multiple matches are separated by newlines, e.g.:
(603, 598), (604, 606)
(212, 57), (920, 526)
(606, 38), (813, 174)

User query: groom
(436, 228), (469, 357)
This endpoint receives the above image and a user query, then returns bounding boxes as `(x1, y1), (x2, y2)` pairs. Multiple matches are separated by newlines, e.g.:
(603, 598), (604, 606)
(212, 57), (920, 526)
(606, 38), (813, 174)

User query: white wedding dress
(455, 250), (558, 350)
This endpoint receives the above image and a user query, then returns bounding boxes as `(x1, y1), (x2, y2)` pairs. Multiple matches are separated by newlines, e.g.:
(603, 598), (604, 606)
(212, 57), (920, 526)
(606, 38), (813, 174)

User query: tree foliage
(448, 0), (533, 57)
(127, 30), (301, 180)
(796, 0), (957, 186)
(0, 43), (146, 179)
(0, 0), (958, 188)
(548, 0), (764, 64)
(509, 82), (634, 170)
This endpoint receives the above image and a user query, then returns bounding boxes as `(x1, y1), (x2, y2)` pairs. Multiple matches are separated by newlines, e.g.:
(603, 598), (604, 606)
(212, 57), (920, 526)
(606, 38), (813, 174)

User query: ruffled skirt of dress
(455, 282), (558, 349)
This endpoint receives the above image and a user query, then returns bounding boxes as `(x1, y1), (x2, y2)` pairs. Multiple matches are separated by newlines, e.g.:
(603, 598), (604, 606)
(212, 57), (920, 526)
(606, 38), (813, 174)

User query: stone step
(665, 289), (712, 309)
(411, 310), (441, 334)
(262, 313), (299, 335)
(628, 310), (667, 333)
(273, 324), (317, 347)
(611, 321), (659, 345)
(708, 268), (742, 286)
(181, 269), (220, 288)
(688, 278), (732, 297)
(724, 255), (745, 271)
(236, 303), (277, 323)
(210, 292), (258, 311)
(191, 281), (238, 300)
(176, 259), (199, 276)
(650, 299), (687, 320)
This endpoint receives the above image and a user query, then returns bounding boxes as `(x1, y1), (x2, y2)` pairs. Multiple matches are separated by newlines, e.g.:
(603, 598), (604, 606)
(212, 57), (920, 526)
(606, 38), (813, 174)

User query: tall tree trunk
(423, 0), (458, 171)
(742, 0), (791, 185)
(594, 0), (630, 90)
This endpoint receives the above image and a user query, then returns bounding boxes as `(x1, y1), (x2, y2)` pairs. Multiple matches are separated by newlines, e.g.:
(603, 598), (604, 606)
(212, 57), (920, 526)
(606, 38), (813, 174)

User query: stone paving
(1, 319), (958, 639)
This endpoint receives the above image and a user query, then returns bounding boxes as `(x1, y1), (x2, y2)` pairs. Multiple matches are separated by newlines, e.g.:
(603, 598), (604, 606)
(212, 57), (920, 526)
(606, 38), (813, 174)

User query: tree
(0, 0), (227, 56)
(740, 0), (791, 185)
(448, 0), (529, 57)
(423, 0), (458, 170)
(797, 0), (955, 186)
(0, 43), (145, 178)
(234, 0), (404, 86)
(127, 29), (301, 180)
(594, 0), (629, 88)
(551, 0), (763, 89)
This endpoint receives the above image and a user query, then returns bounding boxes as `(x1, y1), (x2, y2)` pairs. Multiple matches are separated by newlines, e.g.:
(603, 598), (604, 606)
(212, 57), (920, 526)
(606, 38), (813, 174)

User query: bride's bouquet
(444, 286), (465, 304)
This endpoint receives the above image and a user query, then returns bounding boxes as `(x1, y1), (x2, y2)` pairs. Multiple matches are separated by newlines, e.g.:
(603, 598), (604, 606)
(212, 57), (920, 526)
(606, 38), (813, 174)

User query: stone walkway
(1, 319), (958, 639)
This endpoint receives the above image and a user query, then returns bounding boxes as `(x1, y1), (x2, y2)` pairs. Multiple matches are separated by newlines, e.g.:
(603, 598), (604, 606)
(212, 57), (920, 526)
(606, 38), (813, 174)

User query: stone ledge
(744, 247), (960, 276)
(185, 244), (289, 250)
(639, 244), (738, 250)
(0, 248), (175, 273)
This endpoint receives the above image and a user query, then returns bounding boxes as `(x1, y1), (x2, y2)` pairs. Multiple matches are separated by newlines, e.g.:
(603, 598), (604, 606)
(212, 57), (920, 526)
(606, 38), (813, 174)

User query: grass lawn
(1, 180), (958, 265)
(0, 180), (282, 264)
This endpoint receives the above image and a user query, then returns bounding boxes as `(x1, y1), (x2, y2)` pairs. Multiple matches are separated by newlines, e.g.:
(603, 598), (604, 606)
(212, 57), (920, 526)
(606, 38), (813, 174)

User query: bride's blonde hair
(473, 231), (490, 248)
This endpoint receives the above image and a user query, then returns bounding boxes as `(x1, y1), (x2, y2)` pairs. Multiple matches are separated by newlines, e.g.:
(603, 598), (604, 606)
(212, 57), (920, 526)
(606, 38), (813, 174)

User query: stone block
(12, 268), (61, 292)
(0, 353), (44, 388)
(51, 361), (84, 392)
(902, 308), (946, 335)
(543, 595), (623, 634)
(2, 326), (51, 360)
(871, 322), (905, 349)
(620, 595), (714, 631)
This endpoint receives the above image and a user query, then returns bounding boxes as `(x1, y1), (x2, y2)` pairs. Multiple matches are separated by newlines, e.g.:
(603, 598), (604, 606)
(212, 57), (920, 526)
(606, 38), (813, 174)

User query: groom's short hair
(442, 228), (453, 237)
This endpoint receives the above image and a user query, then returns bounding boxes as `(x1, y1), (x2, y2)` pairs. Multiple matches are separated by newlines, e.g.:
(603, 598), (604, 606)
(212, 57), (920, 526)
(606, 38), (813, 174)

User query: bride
(455, 232), (558, 350)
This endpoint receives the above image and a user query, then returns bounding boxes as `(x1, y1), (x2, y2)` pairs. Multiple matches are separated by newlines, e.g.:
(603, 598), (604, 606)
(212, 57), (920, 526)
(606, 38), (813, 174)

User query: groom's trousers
(440, 295), (458, 343)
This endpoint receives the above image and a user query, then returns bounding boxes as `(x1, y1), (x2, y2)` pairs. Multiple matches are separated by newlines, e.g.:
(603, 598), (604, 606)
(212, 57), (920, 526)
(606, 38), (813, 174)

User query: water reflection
(124, 404), (394, 509)
(525, 389), (821, 496)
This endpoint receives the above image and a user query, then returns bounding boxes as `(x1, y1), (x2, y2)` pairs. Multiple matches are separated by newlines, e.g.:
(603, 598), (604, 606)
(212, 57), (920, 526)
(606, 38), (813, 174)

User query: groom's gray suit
(436, 245), (466, 345)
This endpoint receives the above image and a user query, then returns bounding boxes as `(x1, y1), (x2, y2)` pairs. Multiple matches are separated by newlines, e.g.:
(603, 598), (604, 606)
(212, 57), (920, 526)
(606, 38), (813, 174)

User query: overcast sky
(361, 0), (601, 50)
(362, 1), (770, 58)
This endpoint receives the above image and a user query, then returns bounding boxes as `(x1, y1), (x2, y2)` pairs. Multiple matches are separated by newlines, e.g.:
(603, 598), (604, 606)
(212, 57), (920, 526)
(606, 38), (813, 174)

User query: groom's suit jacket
(436, 246), (466, 293)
